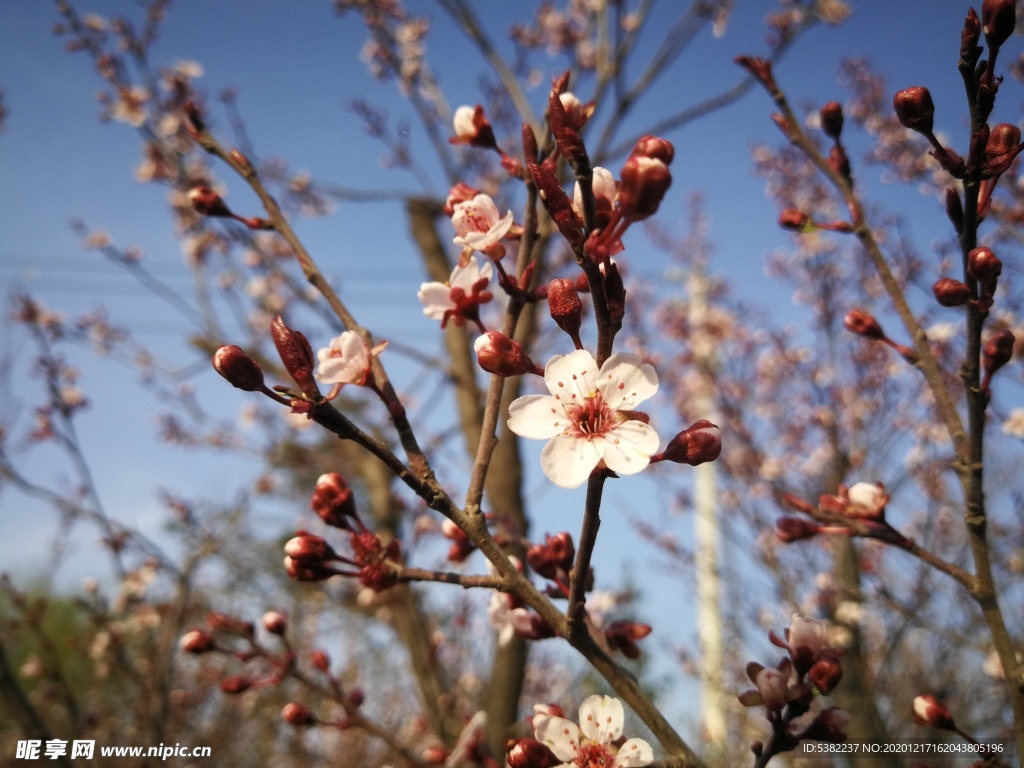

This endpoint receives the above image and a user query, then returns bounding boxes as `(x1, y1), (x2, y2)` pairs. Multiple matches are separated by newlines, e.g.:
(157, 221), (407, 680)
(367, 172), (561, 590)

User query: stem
(567, 473), (605, 640)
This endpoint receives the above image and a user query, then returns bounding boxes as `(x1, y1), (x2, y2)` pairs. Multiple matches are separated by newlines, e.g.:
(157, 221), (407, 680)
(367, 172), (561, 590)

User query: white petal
(418, 282), (453, 319)
(600, 421), (659, 476)
(453, 105), (475, 136)
(544, 349), (599, 401)
(337, 332), (369, 367)
(597, 353), (658, 410)
(578, 695), (624, 744)
(508, 395), (566, 440)
(534, 715), (581, 762)
(592, 167), (617, 201)
(450, 256), (493, 290)
(541, 434), (602, 489)
(473, 194), (501, 224)
(614, 738), (654, 767)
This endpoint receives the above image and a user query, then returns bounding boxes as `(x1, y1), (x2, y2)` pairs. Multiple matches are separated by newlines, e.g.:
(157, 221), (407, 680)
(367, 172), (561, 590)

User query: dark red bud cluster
(986, 123), (1021, 174)
(311, 473), (358, 529)
(843, 309), (885, 340)
(213, 345), (265, 392)
(188, 185), (233, 218)
(778, 208), (811, 231)
(809, 651), (843, 694)
(526, 532), (575, 580)
(618, 137), (674, 222)
(605, 620), (652, 659)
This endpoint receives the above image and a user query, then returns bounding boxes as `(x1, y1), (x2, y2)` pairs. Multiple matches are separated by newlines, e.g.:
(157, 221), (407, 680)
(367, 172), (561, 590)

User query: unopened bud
(755, 667), (789, 711)
(474, 332), (542, 377)
(631, 135), (675, 165)
(779, 208), (810, 231)
(270, 315), (319, 398)
(220, 676), (251, 694)
(605, 620), (652, 660)
(986, 123), (1021, 173)
(968, 246), (1002, 282)
(912, 694), (956, 730)
(820, 101), (844, 139)
(505, 738), (561, 768)
(443, 182), (480, 216)
(213, 345), (265, 392)
(188, 185), (233, 218)
(846, 481), (889, 519)
(932, 277), (970, 307)
(526, 532), (576, 579)
(619, 155), (671, 220)
(450, 105), (497, 150)
(983, 329), (1015, 380)
(548, 278), (583, 348)
(775, 517), (823, 543)
(345, 688), (365, 708)
(843, 309), (884, 340)
(262, 611), (287, 635)
(604, 261), (626, 326)
(206, 611), (254, 637)
(178, 628), (215, 654)
(893, 87), (935, 135)
(311, 472), (358, 529)
(311, 649), (330, 671)
(282, 702), (316, 726)
(285, 534), (337, 564)
(945, 188), (964, 234)
(655, 420), (721, 466)
(982, 0), (1016, 50)
(829, 145), (851, 181)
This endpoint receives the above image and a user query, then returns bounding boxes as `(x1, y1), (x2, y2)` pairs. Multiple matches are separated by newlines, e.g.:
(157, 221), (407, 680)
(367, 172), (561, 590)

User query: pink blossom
(533, 695), (653, 768)
(451, 194), (514, 252)
(417, 255), (494, 330)
(315, 331), (387, 388)
(508, 349), (659, 488)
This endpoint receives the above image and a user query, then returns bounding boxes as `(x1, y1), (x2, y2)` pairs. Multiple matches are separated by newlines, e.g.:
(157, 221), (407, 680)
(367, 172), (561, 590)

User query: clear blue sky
(0, 0), (1012, 734)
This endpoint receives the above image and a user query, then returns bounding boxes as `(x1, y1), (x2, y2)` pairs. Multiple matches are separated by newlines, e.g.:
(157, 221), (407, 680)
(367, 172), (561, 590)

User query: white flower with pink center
(533, 695), (653, 768)
(508, 349), (659, 488)
(451, 194), (514, 251)
(316, 331), (387, 387)
(417, 255), (494, 331)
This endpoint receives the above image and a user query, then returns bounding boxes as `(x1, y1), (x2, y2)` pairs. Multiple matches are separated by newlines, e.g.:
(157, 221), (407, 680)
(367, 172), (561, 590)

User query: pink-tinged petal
(453, 105), (476, 137)
(544, 349), (600, 402)
(475, 194), (501, 223)
(508, 395), (567, 440)
(597, 353), (658, 410)
(578, 695), (624, 744)
(600, 421), (659, 476)
(533, 715), (581, 762)
(541, 434), (602, 489)
(418, 282), (454, 319)
(450, 256), (493, 291)
(337, 332), (369, 367)
(614, 738), (654, 767)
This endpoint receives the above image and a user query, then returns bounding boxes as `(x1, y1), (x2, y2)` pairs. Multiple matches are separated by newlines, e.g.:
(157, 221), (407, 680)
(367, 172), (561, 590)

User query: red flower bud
(655, 420), (721, 466)
(188, 185), (233, 218)
(893, 87), (935, 135)
(945, 188), (964, 234)
(310, 649), (330, 671)
(282, 702), (316, 726)
(968, 246), (1003, 282)
(212, 345), (265, 392)
(262, 611), (287, 636)
(986, 123), (1021, 174)
(285, 534), (337, 564)
(912, 694), (956, 730)
(526, 532), (576, 579)
(982, 0), (1016, 50)
(605, 620), (652, 659)
(449, 105), (497, 150)
(820, 102), (844, 139)
(932, 277), (970, 307)
(604, 261), (626, 327)
(631, 135), (675, 165)
(220, 676), (252, 695)
(547, 278), (583, 348)
(829, 145), (851, 182)
(619, 155), (672, 221)
(474, 332), (543, 377)
(206, 611), (254, 637)
(178, 628), (215, 654)
(270, 315), (319, 398)
(311, 472), (358, 529)
(843, 309), (885, 340)
(778, 208), (810, 231)
(529, 163), (585, 251)
(983, 329), (1015, 383)
(775, 517), (823, 543)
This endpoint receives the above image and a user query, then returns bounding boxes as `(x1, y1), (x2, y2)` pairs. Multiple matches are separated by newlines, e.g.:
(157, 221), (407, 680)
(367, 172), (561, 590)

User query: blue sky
(0, 0), (1013, 735)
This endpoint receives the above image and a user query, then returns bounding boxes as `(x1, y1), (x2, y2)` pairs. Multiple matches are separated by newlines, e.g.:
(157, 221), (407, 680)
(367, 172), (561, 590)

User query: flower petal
(614, 738), (654, 767)
(597, 353), (658, 410)
(578, 695), (624, 744)
(508, 395), (567, 440)
(600, 421), (659, 476)
(533, 715), (581, 762)
(450, 256), (493, 290)
(541, 434), (602, 489)
(544, 349), (600, 402)
(418, 282), (453, 319)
